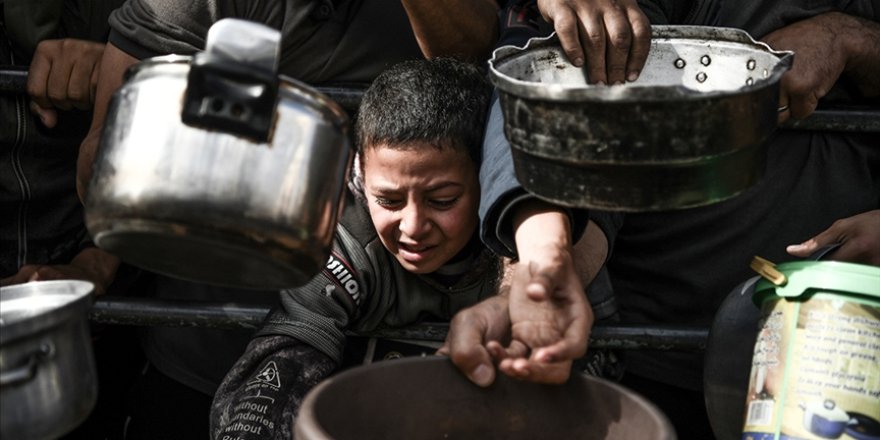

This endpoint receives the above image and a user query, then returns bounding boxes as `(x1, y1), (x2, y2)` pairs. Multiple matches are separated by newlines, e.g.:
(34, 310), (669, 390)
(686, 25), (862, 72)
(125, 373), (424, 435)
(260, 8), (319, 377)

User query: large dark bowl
(489, 25), (793, 211)
(295, 356), (675, 440)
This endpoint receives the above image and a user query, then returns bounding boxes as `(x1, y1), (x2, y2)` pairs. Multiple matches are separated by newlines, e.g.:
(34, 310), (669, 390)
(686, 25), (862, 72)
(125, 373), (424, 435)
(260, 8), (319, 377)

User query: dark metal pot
(85, 19), (352, 289)
(0, 281), (97, 440)
(295, 356), (676, 440)
(489, 26), (793, 211)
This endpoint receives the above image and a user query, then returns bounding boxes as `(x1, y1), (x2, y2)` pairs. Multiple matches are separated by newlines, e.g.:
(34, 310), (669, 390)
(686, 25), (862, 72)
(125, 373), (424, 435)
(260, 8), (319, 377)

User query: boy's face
(363, 141), (479, 274)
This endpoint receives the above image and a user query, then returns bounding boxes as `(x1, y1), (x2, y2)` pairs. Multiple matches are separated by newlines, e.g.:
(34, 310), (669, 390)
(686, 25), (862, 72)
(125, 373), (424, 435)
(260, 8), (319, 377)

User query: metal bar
(90, 297), (708, 351)
(781, 107), (880, 132)
(0, 65), (364, 110)
(314, 86), (364, 113)
(2, 65), (877, 132)
(90, 296), (271, 331)
(0, 67), (28, 94)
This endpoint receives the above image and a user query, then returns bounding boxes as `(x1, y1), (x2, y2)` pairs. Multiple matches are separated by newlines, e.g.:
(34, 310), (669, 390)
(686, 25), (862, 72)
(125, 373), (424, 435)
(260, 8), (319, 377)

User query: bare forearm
(77, 42), (138, 200)
(572, 220), (608, 288)
(70, 247), (120, 295)
(513, 199), (572, 264)
(401, 0), (499, 61)
(840, 13), (880, 97)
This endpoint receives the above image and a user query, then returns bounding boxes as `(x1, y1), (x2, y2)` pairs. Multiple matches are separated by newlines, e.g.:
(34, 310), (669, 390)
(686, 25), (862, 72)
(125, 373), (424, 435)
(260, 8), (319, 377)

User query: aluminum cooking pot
(295, 356), (676, 440)
(0, 280), (97, 440)
(85, 19), (353, 289)
(489, 25), (793, 211)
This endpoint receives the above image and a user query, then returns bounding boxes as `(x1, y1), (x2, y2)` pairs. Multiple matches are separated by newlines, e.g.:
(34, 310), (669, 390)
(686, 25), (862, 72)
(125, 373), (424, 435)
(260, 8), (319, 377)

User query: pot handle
(0, 343), (54, 386)
(181, 19), (281, 143)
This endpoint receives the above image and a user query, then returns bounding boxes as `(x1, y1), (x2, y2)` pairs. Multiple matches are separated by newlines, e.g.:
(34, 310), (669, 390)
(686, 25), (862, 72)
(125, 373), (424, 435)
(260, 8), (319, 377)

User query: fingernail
(612, 80), (623, 86)
(471, 364), (493, 386)
(536, 349), (554, 363)
(627, 71), (639, 82)
(573, 58), (584, 67)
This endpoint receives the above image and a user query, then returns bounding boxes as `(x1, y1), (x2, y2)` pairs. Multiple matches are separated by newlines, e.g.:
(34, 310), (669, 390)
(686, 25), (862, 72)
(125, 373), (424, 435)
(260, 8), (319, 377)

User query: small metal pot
(85, 19), (353, 289)
(489, 26), (793, 211)
(0, 280), (97, 440)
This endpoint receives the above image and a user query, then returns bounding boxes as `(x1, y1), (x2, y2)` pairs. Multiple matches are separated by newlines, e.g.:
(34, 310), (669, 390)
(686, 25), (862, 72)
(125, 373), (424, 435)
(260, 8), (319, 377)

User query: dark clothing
(123, 364), (214, 440)
(591, 130), (880, 392)
(108, 0), (422, 86)
(260, 193), (499, 364)
(137, 278), (280, 396)
(0, 1), (120, 277)
(211, 193), (500, 440)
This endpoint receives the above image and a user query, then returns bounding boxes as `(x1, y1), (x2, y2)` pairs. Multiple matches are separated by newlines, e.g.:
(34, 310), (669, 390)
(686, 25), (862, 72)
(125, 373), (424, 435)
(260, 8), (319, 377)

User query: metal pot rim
(125, 55), (351, 131)
(0, 280), (95, 345)
(489, 25), (793, 102)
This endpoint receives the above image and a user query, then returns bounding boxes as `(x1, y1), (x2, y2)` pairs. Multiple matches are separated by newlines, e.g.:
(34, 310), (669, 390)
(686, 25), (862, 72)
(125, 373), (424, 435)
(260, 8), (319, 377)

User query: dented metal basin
(489, 25), (793, 211)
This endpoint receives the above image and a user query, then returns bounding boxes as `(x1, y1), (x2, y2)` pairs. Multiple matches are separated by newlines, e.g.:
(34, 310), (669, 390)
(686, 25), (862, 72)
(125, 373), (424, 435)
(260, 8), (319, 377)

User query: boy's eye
(430, 197), (459, 208)
(374, 197), (401, 208)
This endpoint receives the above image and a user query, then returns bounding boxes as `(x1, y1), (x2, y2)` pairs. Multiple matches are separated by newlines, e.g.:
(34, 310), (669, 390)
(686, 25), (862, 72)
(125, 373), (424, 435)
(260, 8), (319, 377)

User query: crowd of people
(2, 0), (878, 439)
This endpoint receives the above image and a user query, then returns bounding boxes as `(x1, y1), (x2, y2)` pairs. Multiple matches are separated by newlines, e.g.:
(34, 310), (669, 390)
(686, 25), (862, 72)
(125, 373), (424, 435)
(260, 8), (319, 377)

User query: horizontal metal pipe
(0, 67), (28, 93)
(780, 107), (880, 132)
(2, 66), (877, 132)
(90, 297), (708, 351)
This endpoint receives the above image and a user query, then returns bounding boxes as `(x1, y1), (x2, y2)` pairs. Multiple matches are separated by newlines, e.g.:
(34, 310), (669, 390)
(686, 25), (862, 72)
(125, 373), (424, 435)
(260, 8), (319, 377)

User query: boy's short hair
(355, 58), (491, 166)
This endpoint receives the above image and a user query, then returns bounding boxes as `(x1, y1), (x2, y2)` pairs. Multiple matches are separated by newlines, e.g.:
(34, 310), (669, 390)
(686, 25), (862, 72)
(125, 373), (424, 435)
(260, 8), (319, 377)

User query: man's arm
(76, 42), (139, 201)
(763, 12), (880, 122)
(401, 0), (500, 61)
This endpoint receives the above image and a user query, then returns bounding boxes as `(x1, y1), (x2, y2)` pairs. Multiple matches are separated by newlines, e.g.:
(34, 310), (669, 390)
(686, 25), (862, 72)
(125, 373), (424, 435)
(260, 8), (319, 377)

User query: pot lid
(806, 399), (850, 422)
(753, 260), (880, 305)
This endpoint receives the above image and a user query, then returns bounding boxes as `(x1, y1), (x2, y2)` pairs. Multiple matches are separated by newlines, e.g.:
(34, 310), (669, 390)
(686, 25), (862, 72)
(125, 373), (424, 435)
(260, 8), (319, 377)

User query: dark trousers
(122, 364), (213, 440)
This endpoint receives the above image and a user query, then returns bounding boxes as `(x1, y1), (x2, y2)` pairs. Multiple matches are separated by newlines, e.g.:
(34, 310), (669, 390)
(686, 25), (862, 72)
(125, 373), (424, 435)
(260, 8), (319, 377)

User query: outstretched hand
(787, 210), (880, 266)
(27, 38), (105, 128)
(537, 0), (651, 85)
(439, 295), (511, 387)
(499, 253), (592, 383)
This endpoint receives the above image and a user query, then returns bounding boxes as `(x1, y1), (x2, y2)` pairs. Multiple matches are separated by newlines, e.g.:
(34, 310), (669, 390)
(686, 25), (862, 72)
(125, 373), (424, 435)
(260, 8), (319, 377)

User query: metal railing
(2, 66), (879, 132)
(89, 296), (709, 352)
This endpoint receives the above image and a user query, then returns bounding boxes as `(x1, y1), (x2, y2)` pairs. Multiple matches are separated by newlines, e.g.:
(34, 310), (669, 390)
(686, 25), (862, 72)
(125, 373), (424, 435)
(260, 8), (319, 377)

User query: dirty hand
(762, 12), (868, 123)
(786, 210), (880, 266)
(27, 38), (105, 128)
(0, 248), (119, 296)
(537, 0), (651, 85)
(439, 295), (512, 387)
(499, 250), (592, 384)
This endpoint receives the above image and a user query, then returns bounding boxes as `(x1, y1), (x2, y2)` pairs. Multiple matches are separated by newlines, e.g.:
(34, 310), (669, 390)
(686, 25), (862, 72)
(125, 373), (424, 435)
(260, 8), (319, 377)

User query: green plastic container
(742, 261), (880, 440)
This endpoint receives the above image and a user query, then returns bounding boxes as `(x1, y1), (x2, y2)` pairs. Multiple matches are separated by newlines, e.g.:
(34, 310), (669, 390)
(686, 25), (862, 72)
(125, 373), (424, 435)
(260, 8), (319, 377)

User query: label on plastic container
(742, 294), (880, 440)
